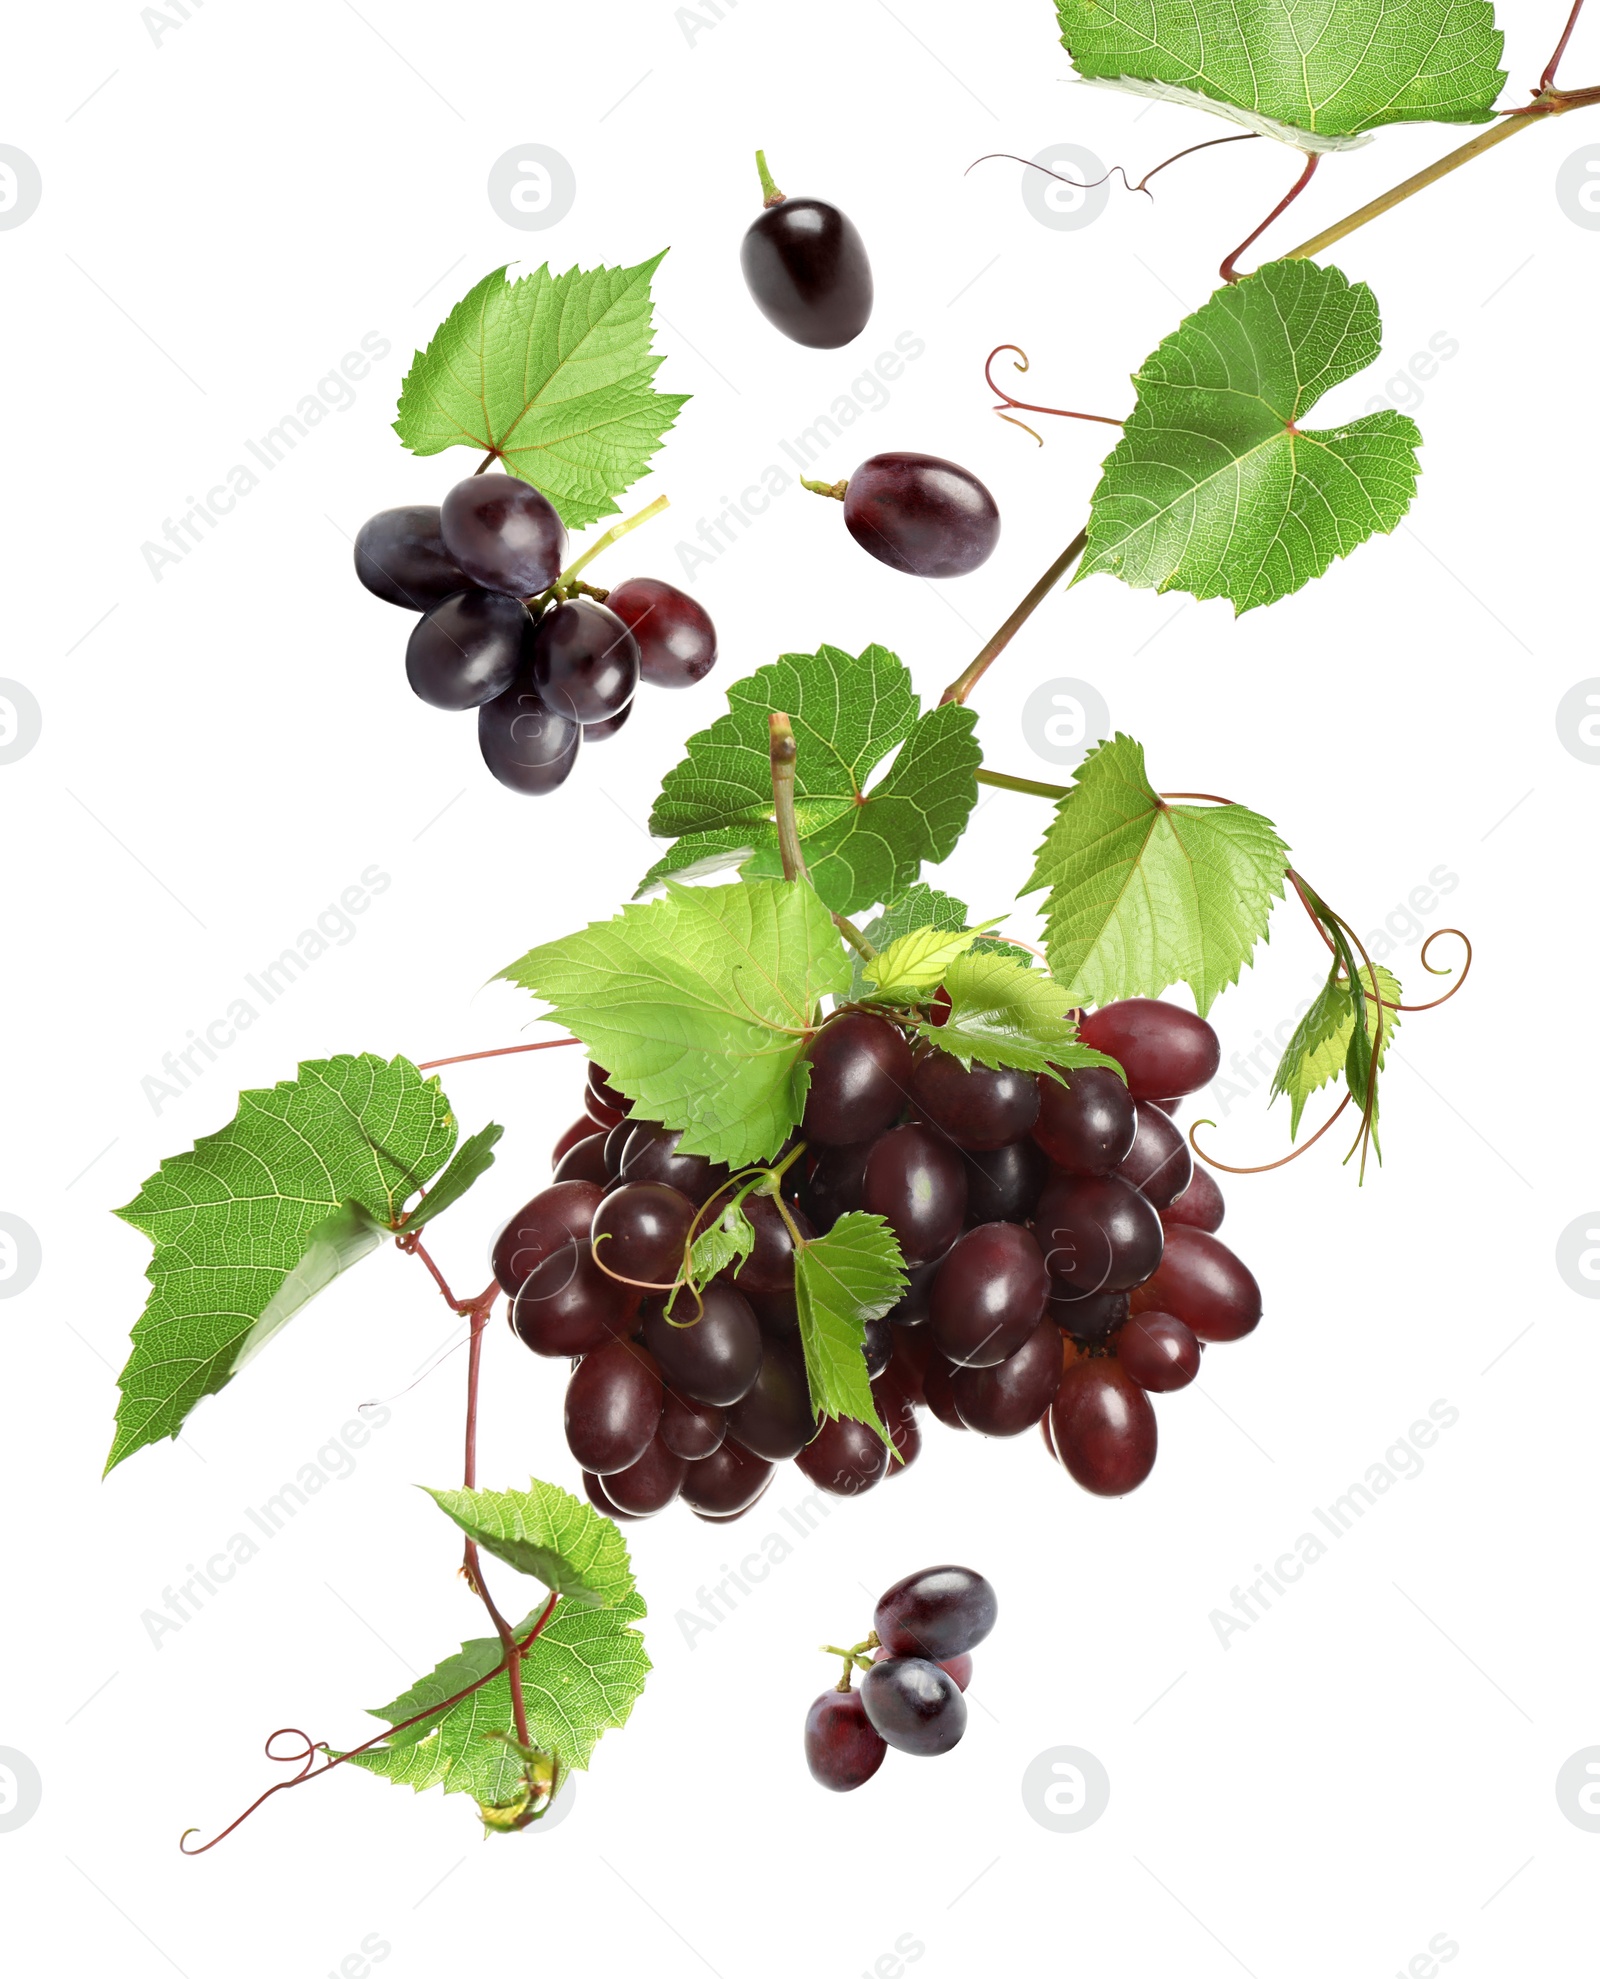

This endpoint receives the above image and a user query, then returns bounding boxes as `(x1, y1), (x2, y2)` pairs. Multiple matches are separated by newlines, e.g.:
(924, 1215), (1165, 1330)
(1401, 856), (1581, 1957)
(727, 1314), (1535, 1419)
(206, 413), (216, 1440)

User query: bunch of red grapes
(491, 995), (1258, 1521)
(353, 473), (717, 794)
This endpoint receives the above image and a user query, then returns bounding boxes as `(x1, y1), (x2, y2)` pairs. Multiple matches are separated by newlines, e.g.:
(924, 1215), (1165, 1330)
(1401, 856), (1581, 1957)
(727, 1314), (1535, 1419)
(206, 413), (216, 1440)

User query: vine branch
(939, 527), (1090, 708)
(768, 711), (877, 959)
(1222, 148), (1320, 282)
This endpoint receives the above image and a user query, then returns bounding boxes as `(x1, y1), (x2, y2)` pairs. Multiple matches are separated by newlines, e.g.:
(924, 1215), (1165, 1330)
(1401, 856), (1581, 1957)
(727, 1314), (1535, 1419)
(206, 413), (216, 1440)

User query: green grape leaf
(394, 256), (688, 530)
(421, 1479), (642, 1612)
(915, 950), (1126, 1076)
(1270, 962), (1400, 1135)
(1022, 734), (1288, 1017)
(686, 1201), (755, 1289)
(403, 1122), (503, 1233)
(108, 1055), (467, 1473)
(1055, 1), (1505, 144)
(1078, 259), (1423, 615)
(499, 879), (850, 1168)
(794, 1213), (907, 1443)
(641, 645), (982, 915)
(863, 919), (1004, 1002)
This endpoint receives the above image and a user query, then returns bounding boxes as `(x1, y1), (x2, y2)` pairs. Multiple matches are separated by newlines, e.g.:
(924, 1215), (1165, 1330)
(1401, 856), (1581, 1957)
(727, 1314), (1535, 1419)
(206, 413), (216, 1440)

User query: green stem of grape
(755, 148), (785, 207)
(940, 527), (1090, 708)
(974, 767), (1072, 800)
(549, 494), (670, 596)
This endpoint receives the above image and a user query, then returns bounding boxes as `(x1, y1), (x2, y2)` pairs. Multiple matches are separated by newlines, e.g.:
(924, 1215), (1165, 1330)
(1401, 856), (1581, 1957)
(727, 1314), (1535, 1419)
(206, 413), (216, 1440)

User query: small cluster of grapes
(353, 473), (717, 795)
(805, 1566), (997, 1791)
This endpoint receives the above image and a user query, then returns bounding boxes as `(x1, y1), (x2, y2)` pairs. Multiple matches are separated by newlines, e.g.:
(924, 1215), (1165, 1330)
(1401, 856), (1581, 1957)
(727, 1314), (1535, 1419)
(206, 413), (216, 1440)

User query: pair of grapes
(353, 473), (717, 795)
(805, 1566), (997, 1790)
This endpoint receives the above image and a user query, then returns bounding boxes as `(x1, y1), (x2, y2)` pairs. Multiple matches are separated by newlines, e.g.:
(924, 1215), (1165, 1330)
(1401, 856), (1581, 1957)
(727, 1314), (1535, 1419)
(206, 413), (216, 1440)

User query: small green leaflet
(1271, 963), (1401, 1136)
(406, 1123), (504, 1233)
(641, 645), (981, 915)
(863, 920), (1003, 1002)
(916, 950), (1123, 1077)
(1078, 259), (1422, 615)
(687, 1201), (756, 1288)
(107, 1055), (488, 1473)
(500, 879), (849, 1168)
(794, 1213), (907, 1445)
(394, 256), (688, 530)
(1023, 734), (1288, 1017)
(851, 885), (1022, 995)
(1055, 1), (1505, 145)
(422, 1479), (640, 1611)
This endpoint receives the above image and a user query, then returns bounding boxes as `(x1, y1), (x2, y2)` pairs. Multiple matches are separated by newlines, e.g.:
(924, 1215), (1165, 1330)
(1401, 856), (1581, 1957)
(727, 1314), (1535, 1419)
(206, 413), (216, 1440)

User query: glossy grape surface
(1132, 1226), (1261, 1341)
(640, 1283), (763, 1407)
(591, 1182), (696, 1285)
(804, 1688), (887, 1791)
(552, 1132), (608, 1186)
(531, 598), (639, 725)
(1033, 1066), (1137, 1175)
(1034, 1173), (1164, 1293)
(680, 1435), (773, 1516)
(802, 1012), (913, 1146)
(354, 504), (466, 609)
(602, 1432), (687, 1515)
(740, 195), (873, 348)
(726, 1340), (814, 1461)
(1116, 1098), (1193, 1209)
(861, 1125), (967, 1266)
(478, 663), (581, 794)
(1162, 1163), (1226, 1233)
(909, 1048), (1039, 1150)
(843, 453), (1000, 578)
(951, 1318), (1062, 1435)
(620, 1120), (729, 1203)
(491, 1180), (602, 1300)
(1117, 1311), (1202, 1391)
(1048, 1285), (1130, 1346)
(406, 590), (527, 709)
(511, 1241), (636, 1356)
(1078, 999), (1221, 1100)
(920, 1352), (967, 1431)
(563, 1339), (662, 1475)
(795, 1413), (889, 1495)
(930, 1222), (1049, 1368)
(1051, 1358), (1158, 1495)
(860, 1657), (968, 1755)
(439, 472), (565, 595)
(875, 1565), (998, 1659)
(659, 1387), (727, 1461)
(605, 577), (718, 688)
(725, 1193), (813, 1297)
(960, 1139), (1047, 1224)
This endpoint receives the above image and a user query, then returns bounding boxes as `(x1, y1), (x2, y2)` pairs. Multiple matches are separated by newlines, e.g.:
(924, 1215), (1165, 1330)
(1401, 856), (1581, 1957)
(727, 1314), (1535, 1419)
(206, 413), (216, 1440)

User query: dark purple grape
(552, 1114), (597, 1165)
(921, 1352), (967, 1430)
(603, 1431), (687, 1515)
(883, 1249), (950, 1327)
(860, 1657), (967, 1756)
(1118, 1311), (1201, 1392)
(804, 1687), (887, 1791)
(1034, 1173), (1164, 1293)
(929, 1222), (1049, 1368)
(620, 1120), (729, 1205)
(739, 164), (872, 349)
(875, 1565), (998, 1659)
(1048, 1285), (1130, 1347)
(1163, 1163), (1225, 1233)
(406, 590), (528, 709)
(354, 504), (466, 609)
(439, 472), (565, 596)
(1051, 1358), (1157, 1495)
(511, 1242), (636, 1356)
(564, 1339), (662, 1474)
(587, 1062), (627, 1112)
(862, 1314), (892, 1379)
(585, 1090), (624, 1133)
(680, 1435), (774, 1516)
(584, 701), (632, 743)
(861, 1125), (967, 1266)
(531, 598), (639, 725)
(795, 1413), (889, 1495)
(724, 1194), (813, 1298)
(491, 1180), (602, 1299)
(659, 1388), (727, 1461)
(552, 1132), (609, 1186)
(961, 1139), (1048, 1223)
(802, 1140), (873, 1230)
(1116, 1099), (1193, 1209)
(909, 1048), (1039, 1150)
(605, 577), (718, 688)
(726, 1340), (814, 1460)
(802, 1012), (913, 1146)
(744, 1279), (799, 1340)
(884, 1326), (932, 1405)
(1078, 999), (1221, 1100)
(952, 1319), (1062, 1435)
(876, 1375), (922, 1472)
(592, 1182), (696, 1285)
(640, 1283), (763, 1406)
(582, 1468), (641, 1522)
(478, 662), (581, 794)
(1033, 1066), (1137, 1176)
(1132, 1226), (1260, 1342)
(1152, 1097), (1183, 1118)
(842, 453), (999, 578)
(602, 1119), (634, 1179)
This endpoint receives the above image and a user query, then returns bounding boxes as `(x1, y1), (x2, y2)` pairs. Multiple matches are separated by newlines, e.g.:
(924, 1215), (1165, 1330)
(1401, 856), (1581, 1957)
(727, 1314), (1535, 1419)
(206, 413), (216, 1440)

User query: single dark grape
(584, 1091), (624, 1133)
(724, 1193), (814, 1297)
(582, 1468), (641, 1522)
(511, 1241), (636, 1356)
(1034, 1173), (1164, 1293)
(860, 1657), (967, 1756)
(586, 1055), (627, 1116)
(1050, 1358), (1158, 1495)
(795, 1413), (889, 1495)
(961, 1139), (1048, 1224)
(952, 1319), (1062, 1435)
(563, 1339), (662, 1475)
(740, 178), (872, 348)
(1162, 1163), (1226, 1234)
(605, 577), (718, 688)
(592, 1181), (696, 1285)
(884, 1325), (932, 1405)
(802, 1139), (873, 1230)
(804, 1687), (887, 1791)
(921, 1351), (967, 1430)
(883, 1249), (950, 1328)
(353, 504), (466, 609)
(875, 1564), (998, 1659)
(531, 597), (639, 725)
(872, 1644), (973, 1690)
(491, 1180), (602, 1300)
(439, 472), (565, 596)
(1033, 1066), (1137, 1175)
(929, 1222), (1049, 1367)
(1132, 1226), (1260, 1342)
(744, 1279), (799, 1340)
(618, 1121), (728, 1206)
(659, 1388), (727, 1462)
(1048, 1285), (1130, 1347)
(909, 1048), (1039, 1150)
(478, 662), (581, 795)
(1116, 1098), (1193, 1210)
(603, 1119), (634, 1179)
(842, 453), (1000, 578)
(406, 589), (527, 709)
(876, 1375), (922, 1472)
(1077, 999), (1221, 1100)
(584, 701), (632, 743)
(727, 1340), (814, 1460)
(640, 1283), (763, 1406)
(862, 1314), (892, 1379)
(602, 1431), (687, 1515)
(680, 1436), (774, 1516)
(802, 1012), (913, 1146)
(861, 1124), (967, 1266)
(552, 1115), (597, 1168)
(1117, 1311), (1201, 1392)
(552, 1132), (609, 1186)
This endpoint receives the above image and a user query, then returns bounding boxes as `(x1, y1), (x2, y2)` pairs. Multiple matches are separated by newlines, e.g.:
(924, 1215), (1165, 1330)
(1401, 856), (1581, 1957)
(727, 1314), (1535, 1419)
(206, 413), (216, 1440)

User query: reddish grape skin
(884, 1249), (950, 1328)
(961, 1139), (1047, 1224)
(582, 1468), (641, 1522)
(680, 1436), (773, 1515)
(659, 1388), (727, 1461)
(843, 453), (1000, 578)
(803, 1140), (873, 1229)
(602, 1121), (633, 1177)
(583, 702), (632, 743)
(1034, 1173), (1164, 1293)
(744, 1279), (799, 1340)
(726, 1342), (814, 1461)
(884, 1325), (932, 1406)
(563, 1340), (663, 1474)
(439, 472), (565, 595)
(802, 1012), (914, 1146)
(740, 196), (873, 349)
(640, 1283), (763, 1406)
(929, 1222), (1049, 1368)
(478, 665), (581, 795)
(921, 1352), (967, 1430)
(861, 1124), (968, 1266)
(951, 1318), (1063, 1435)
(795, 1414), (890, 1495)
(584, 1089), (624, 1131)
(1116, 1099), (1194, 1210)
(863, 1315), (893, 1379)
(588, 1062), (628, 1113)
(860, 1658), (968, 1755)
(725, 1194), (815, 1298)
(511, 1242), (636, 1356)
(940, 1652), (973, 1691)
(406, 590), (528, 710)
(908, 1048), (1040, 1151)
(875, 1565), (998, 1659)
(602, 1432), (687, 1515)
(605, 577), (718, 689)
(875, 1375), (922, 1472)
(552, 1115), (597, 1167)
(1051, 1359), (1158, 1496)
(591, 1181), (696, 1285)
(553, 1133), (609, 1187)
(1152, 1097), (1183, 1119)
(1117, 1312), (1202, 1392)
(532, 598), (640, 725)
(1077, 999), (1221, 1100)
(491, 1180), (603, 1299)
(1033, 1066), (1136, 1176)
(1162, 1163), (1225, 1234)
(354, 504), (467, 609)
(804, 1688), (887, 1792)
(619, 1120), (729, 1203)
(1132, 1226), (1261, 1342)
(1048, 1285), (1130, 1347)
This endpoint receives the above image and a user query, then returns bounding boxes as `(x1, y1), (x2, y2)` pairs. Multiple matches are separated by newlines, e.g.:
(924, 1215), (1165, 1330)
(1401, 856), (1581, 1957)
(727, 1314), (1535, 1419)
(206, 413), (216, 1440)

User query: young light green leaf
(863, 919), (1003, 1002)
(500, 879), (849, 1169)
(394, 256), (688, 530)
(641, 645), (981, 915)
(403, 1122), (503, 1234)
(794, 1213), (907, 1444)
(1078, 259), (1422, 615)
(1271, 962), (1399, 1135)
(915, 949), (1125, 1076)
(1023, 734), (1288, 1017)
(687, 1201), (755, 1288)
(1056, 1), (1505, 143)
(422, 1479), (641, 1611)
(108, 1055), (462, 1473)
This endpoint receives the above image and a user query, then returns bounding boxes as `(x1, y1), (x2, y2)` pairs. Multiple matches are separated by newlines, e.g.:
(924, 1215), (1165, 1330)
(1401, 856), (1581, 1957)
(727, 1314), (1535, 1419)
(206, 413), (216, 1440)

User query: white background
(3, 2), (1599, 1973)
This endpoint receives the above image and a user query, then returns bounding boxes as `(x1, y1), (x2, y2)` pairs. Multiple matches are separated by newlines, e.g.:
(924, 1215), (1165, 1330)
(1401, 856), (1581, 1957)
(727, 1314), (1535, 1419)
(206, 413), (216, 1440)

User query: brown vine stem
(939, 527), (1090, 708)
(1221, 148), (1320, 282)
(1544, 0), (1589, 89)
